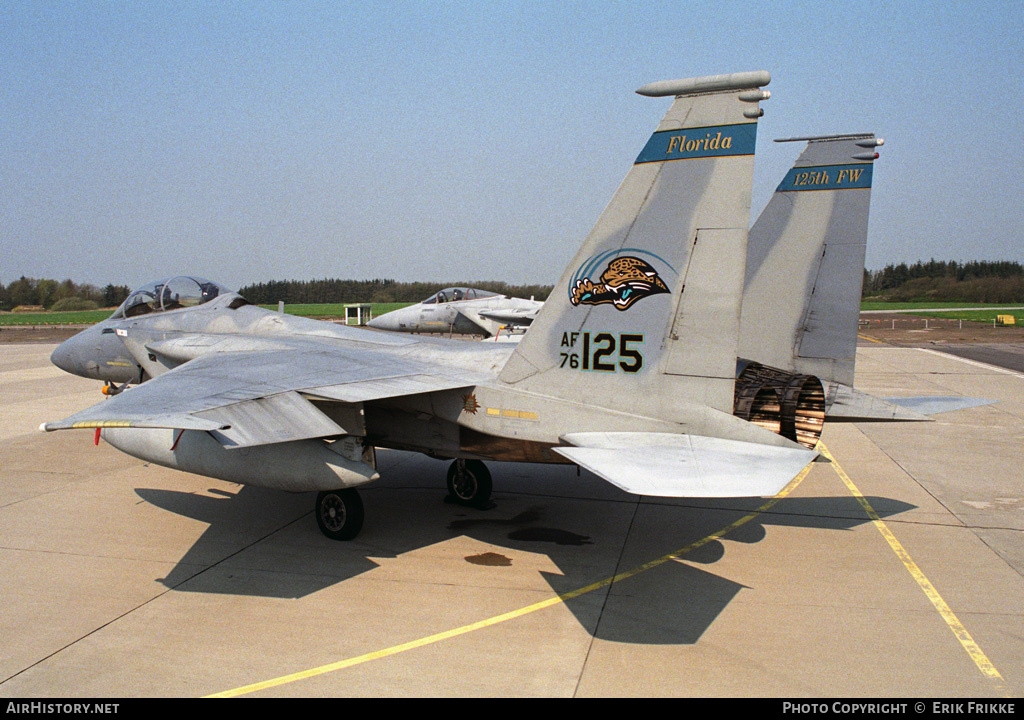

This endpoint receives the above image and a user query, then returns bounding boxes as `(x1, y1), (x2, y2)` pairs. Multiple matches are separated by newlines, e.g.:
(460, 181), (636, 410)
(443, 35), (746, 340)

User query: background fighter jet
(45, 71), (832, 542)
(367, 287), (541, 337)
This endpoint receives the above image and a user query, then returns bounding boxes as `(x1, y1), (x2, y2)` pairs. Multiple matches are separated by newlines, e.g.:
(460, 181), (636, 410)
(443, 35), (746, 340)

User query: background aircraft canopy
(111, 276), (232, 318)
(421, 287), (501, 305)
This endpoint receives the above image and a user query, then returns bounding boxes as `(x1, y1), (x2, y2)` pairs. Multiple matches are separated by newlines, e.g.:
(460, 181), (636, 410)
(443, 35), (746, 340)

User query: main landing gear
(313, 458), (495, 541)
(445, 458), (494, 509)
(315, 488), (365, 541)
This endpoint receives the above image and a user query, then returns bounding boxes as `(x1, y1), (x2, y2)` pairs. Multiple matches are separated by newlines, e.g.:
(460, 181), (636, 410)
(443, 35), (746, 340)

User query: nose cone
(367, 311), (404, 331)
(49, 324), (137, 383)
(50, 329), (104, 379)
(50, 338), (82, 376)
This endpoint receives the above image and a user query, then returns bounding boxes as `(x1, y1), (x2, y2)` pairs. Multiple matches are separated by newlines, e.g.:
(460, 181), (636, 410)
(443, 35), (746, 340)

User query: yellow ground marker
(818, 442), (1007, 695)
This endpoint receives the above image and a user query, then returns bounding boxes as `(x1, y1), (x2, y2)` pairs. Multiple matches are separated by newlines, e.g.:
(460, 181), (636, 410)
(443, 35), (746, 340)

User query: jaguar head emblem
(570, 256), (670, 311)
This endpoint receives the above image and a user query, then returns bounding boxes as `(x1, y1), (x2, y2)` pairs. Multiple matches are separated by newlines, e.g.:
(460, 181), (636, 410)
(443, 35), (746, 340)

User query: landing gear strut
(102, 380), (130, 396)
(446, 459), (493, 508)
(315, 488), (364, 541)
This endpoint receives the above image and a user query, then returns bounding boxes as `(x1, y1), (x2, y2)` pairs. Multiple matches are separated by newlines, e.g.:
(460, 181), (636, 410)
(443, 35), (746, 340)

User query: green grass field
(860, 301), (1024, 325)
(860, 301), (1024, 311)
(0, 309), (113, 325)
(914, 309), (1023, 325)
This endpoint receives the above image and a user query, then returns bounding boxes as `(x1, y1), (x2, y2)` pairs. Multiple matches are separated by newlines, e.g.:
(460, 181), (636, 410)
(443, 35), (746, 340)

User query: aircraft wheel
(446, 459), (493, 507)
(315, 489), (364, 541)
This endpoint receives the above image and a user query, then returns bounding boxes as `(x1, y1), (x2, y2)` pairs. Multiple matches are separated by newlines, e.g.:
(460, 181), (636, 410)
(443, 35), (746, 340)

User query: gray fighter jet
(44, 71), (830, 541)
(367, 287), (541, 337)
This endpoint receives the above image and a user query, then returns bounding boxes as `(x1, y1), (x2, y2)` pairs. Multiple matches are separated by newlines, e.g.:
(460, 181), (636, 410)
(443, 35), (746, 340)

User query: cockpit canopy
(110, 276), (234, 319)
(420, 287), (500, 305)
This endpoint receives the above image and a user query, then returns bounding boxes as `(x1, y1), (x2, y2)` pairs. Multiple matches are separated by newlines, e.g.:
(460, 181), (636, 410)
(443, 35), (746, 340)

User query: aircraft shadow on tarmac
(134, 451), (915, 647)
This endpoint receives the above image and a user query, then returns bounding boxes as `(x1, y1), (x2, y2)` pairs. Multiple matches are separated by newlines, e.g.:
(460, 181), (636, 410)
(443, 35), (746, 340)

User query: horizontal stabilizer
(827, 385), (994, 420)
(553, 432), (817, 498)
(885, 395), (995, 415)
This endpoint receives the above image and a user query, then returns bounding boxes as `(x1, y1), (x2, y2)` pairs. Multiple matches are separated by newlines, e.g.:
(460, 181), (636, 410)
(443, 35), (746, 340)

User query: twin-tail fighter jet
(46, 71), (840, 541)
(367, 287), (541, 337)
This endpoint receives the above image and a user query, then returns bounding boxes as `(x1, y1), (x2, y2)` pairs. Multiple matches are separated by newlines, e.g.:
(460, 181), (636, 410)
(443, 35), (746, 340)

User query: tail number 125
(559, 332), (644, 373)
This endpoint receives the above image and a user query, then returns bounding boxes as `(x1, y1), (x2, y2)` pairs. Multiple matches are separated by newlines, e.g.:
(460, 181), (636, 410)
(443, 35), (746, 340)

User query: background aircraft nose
(367, 314), (398, 331)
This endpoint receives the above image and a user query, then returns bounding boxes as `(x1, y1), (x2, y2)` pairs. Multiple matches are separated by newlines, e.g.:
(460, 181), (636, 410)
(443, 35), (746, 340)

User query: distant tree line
(0, 277), (131, 312)
(237, 278), (554, 305)
(862, 260), (1024, 303)
(6, 260), (1022, 312)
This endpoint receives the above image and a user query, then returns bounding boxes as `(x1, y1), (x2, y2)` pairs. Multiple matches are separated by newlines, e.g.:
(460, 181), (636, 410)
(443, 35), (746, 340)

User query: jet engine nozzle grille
(734, 362), (825, 449)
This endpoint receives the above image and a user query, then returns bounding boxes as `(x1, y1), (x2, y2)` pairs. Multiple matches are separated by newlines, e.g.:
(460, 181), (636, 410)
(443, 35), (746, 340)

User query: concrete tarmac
(1, 341), (1022, 698)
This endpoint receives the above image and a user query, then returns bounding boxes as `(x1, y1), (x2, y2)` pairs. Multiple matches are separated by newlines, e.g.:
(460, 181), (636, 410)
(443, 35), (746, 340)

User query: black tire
(315, 489), (364, 541)
(446, 459), (493, 507)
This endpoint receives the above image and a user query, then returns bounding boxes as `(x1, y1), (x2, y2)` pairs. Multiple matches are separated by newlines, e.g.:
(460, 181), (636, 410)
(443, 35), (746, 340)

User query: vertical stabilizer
(499, 72), (771, 416)
(739, 134), (882, 387)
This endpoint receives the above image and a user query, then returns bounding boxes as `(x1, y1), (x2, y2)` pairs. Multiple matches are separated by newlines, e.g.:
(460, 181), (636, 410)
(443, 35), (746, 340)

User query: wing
(554, 432), (818, 498)
(43, 344), (484, 448)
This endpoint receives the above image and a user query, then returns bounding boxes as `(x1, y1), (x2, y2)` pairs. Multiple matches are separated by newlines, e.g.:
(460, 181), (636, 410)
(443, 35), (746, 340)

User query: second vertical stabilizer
(740, 134), (882, 386)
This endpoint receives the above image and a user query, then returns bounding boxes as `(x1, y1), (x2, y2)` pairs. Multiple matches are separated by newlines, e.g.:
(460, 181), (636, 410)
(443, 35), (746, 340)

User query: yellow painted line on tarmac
(208, 463), (814, 697)
(818, 442), (1007, 694)
(858, 333), (885, 344)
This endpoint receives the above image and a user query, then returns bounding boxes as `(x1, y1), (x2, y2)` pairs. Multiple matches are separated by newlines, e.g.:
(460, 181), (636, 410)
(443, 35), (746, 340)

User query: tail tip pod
(774, 133), (885, 160)
(636, 70), (771, 98)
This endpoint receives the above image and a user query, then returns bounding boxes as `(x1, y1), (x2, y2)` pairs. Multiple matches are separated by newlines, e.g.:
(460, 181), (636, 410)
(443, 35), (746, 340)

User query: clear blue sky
(3, 1), (1022, 291)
